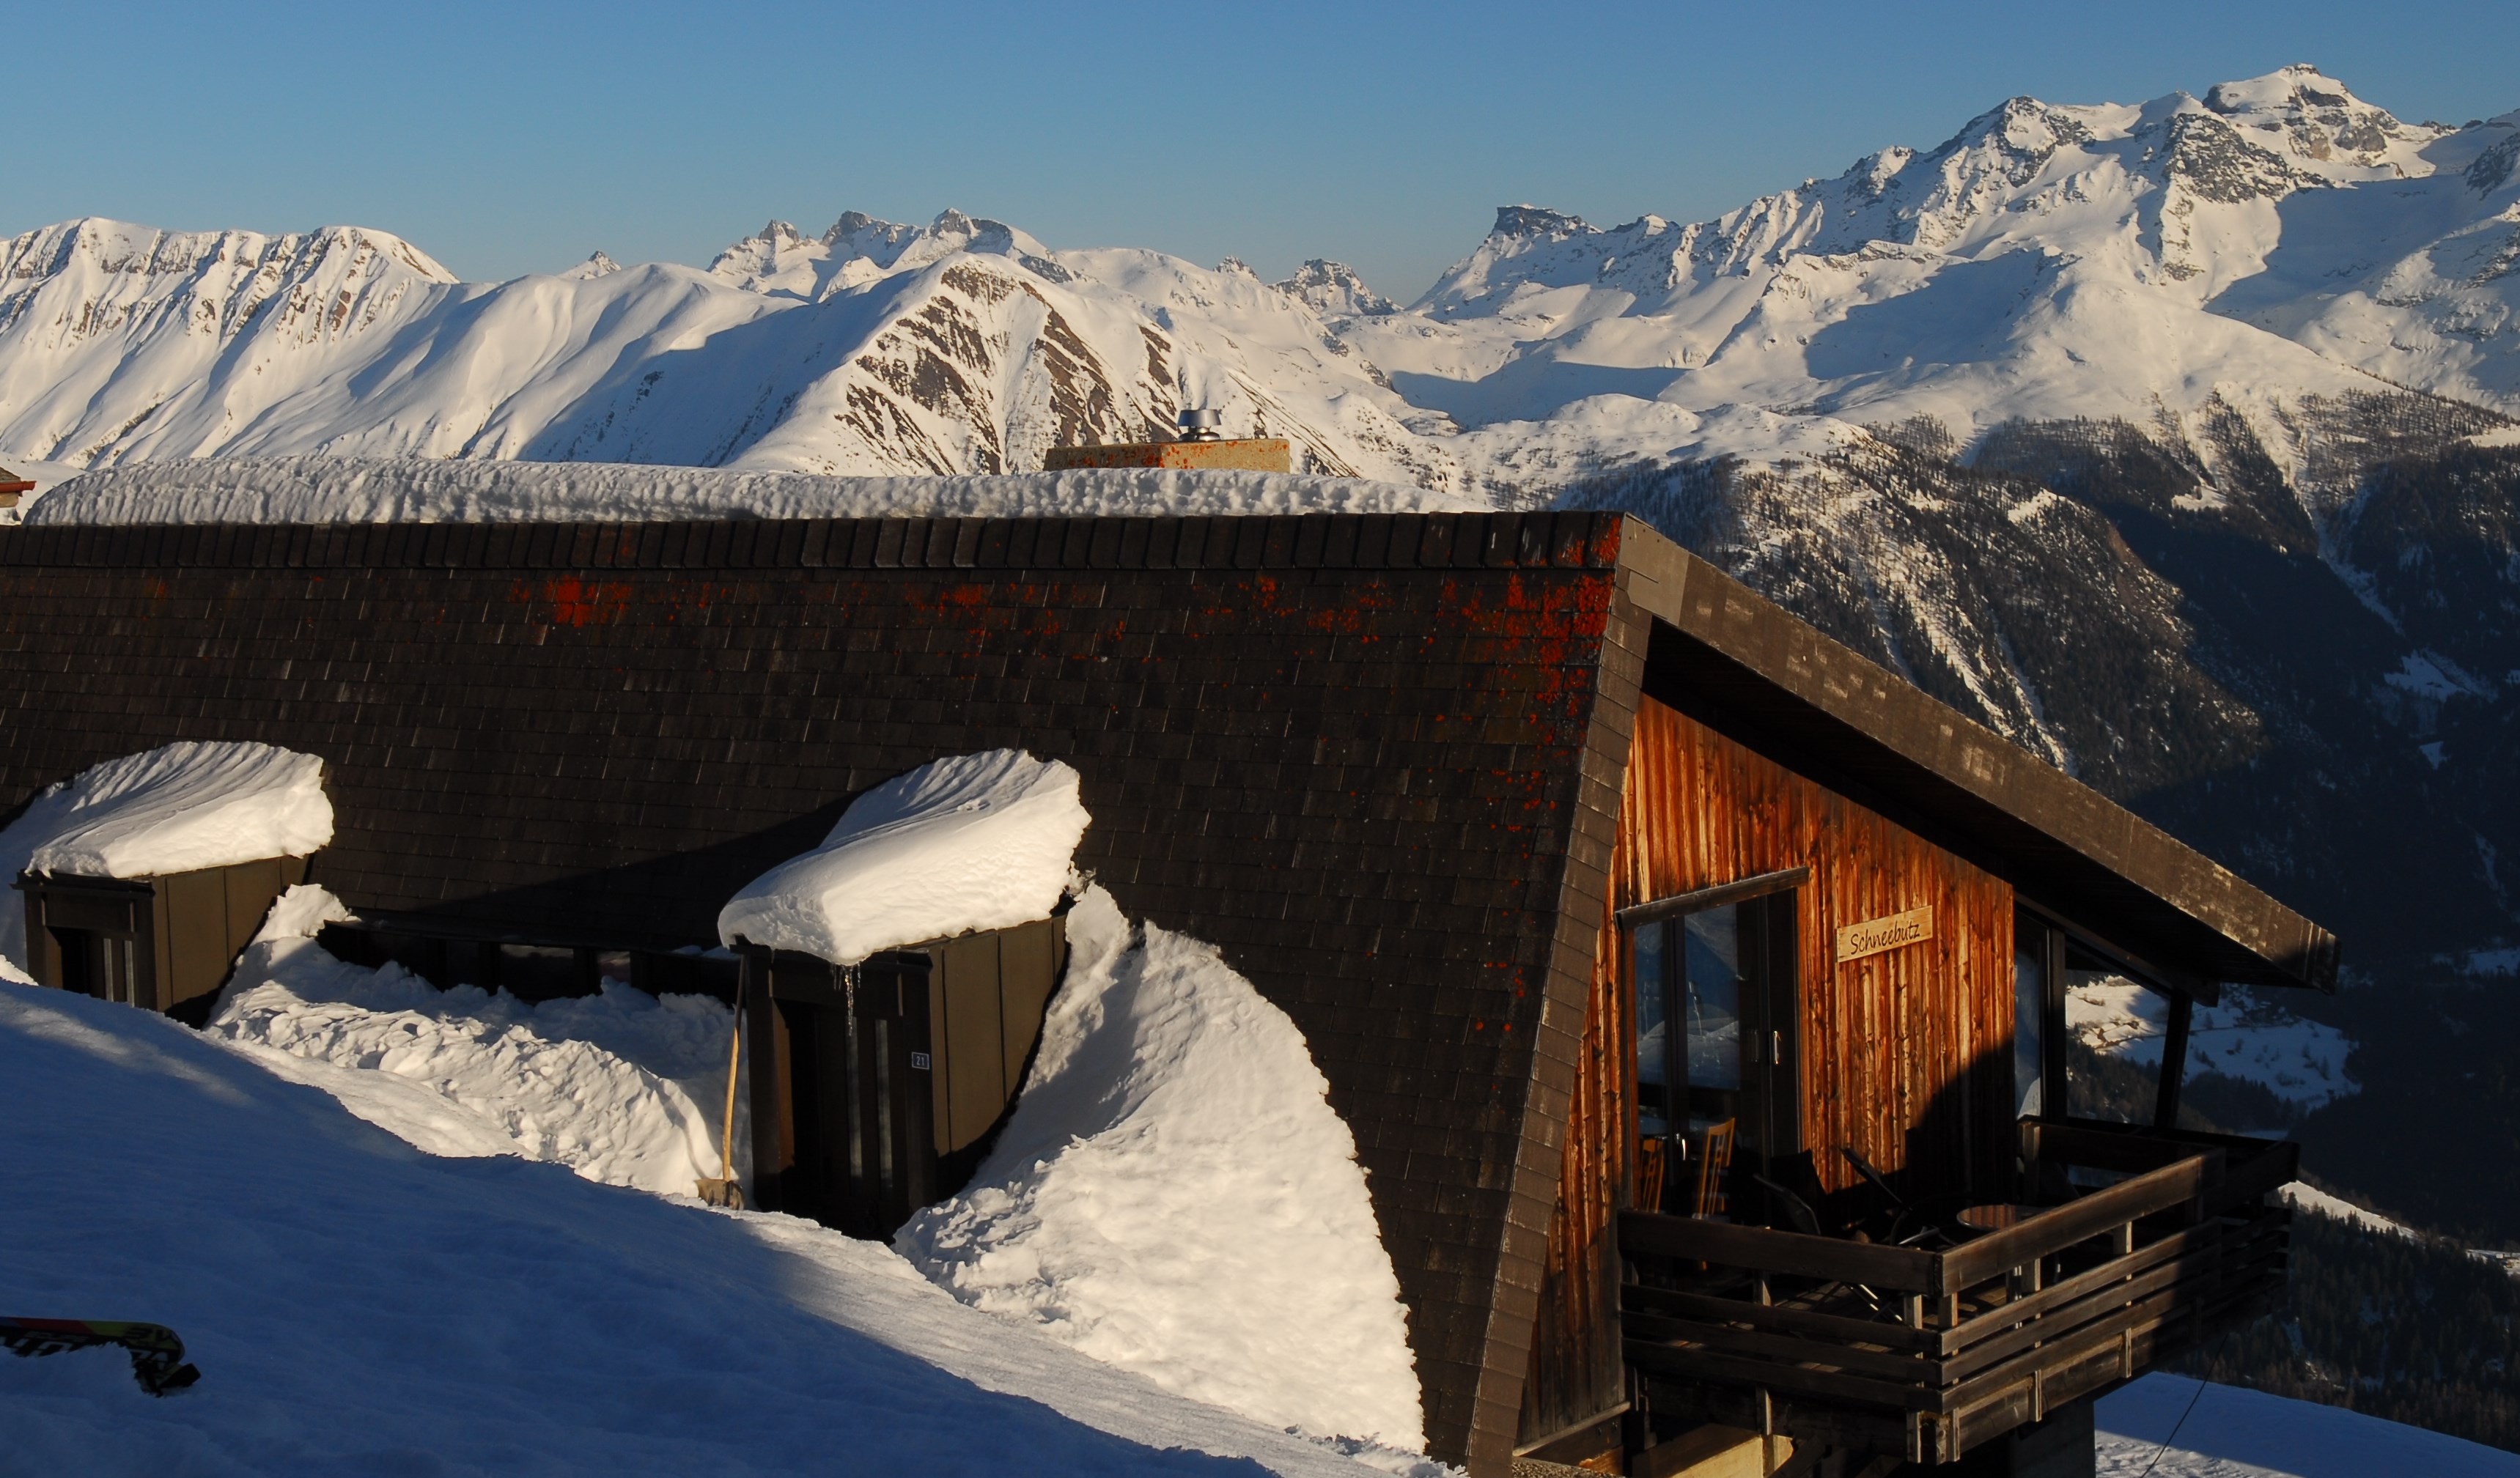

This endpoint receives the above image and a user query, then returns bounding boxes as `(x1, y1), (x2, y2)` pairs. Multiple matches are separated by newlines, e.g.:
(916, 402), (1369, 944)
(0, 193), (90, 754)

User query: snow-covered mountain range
(2, 65), (2513, 499)
(0, 207), (1451, 490)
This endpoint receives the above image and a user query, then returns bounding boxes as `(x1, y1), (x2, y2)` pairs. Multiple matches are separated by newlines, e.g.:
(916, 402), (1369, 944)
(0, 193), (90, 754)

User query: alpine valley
(9, 64), (2520, 1240)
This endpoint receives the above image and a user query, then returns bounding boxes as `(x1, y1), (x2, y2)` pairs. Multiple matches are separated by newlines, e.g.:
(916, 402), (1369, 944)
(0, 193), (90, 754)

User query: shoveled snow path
(0, 982), (1446, 1477)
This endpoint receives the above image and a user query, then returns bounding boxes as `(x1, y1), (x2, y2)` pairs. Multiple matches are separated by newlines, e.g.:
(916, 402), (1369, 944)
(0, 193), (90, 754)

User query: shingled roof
(0, 508), (2335, 1469)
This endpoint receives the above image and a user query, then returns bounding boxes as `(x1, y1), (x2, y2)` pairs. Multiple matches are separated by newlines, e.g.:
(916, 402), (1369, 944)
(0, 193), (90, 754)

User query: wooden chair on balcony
(1636, 1137), (1669, 1213)
(1692, 1118), (1735, 1219)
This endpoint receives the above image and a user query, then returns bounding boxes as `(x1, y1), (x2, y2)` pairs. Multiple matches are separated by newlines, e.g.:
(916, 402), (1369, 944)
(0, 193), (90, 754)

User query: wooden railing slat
(1623, 1340), (1940, 1412)
(1941, 1256), (2219, 1384)
(1618, 1211), (1938, 1292)
(1620, 1283), (1941, 1353)
(1941, 1282), (2200, 1413)
(1621, 1309), (1931, 1383)
(1943, 1223), (2219, 1350)
(1939, 1152), (2223, 1292)
(1615, 1134), (2296, 1451)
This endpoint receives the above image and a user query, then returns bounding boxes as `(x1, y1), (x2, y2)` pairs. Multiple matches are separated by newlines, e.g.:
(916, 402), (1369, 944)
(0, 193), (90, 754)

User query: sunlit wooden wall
(1520, 695), (2017, 1446)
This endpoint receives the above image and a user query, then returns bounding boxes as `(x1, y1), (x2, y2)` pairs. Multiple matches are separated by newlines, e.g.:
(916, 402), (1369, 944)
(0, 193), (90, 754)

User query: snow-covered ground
(6, 955), (2491, 1477)
(0, 973), (1450, 1477)
(2278, 1179), (2520, 1276)
(2096, 1372), (2520, 1477)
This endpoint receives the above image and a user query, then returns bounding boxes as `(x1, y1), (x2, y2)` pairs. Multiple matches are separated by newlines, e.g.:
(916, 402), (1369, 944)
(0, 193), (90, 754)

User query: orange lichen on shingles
(512, 574), (635, 629)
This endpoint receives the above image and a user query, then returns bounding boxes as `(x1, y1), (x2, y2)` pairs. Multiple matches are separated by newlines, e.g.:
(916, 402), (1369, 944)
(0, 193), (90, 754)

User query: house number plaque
(1836, 906), (1934, 964)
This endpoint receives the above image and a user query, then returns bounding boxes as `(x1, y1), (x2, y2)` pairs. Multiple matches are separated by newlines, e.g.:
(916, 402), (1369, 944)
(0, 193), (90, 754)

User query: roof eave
(1614, 515), (2340, 994)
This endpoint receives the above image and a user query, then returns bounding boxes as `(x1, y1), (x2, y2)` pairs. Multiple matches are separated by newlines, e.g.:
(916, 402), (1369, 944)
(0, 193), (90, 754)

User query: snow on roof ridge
(0, 740), (334, 975)
(718, 750), (1091, 967)
(26, 456), (1484, 526)
(12, 741), (333, 882)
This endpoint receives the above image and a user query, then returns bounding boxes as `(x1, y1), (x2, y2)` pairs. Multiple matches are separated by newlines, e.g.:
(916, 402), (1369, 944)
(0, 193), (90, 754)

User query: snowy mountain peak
(2200, 64), (2447, 182)
(1491, 204), (1594, 241)
(561, 251), (621, 281)
(708, 208), (1058, 301)
(1272, 259), (1396, 319)
(2, 216), (457, 290)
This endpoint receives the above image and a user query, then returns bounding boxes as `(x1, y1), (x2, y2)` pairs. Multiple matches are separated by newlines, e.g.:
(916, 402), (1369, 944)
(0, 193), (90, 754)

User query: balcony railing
(1618, 1119), (2297, 1465)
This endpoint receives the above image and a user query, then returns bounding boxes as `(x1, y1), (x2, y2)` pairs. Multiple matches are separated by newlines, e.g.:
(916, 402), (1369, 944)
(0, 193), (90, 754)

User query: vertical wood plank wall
(1519, 695), (2016, 1446)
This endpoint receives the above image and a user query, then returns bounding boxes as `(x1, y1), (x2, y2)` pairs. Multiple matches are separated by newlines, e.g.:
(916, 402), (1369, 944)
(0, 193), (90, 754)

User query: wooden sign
(1837, 906), (1934, 964)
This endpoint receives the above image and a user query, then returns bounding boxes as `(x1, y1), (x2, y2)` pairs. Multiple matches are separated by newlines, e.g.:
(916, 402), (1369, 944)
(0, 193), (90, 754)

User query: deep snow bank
(0, 976), (1448, 1477)
(201, 887), (741, 1197)
(719, 750), (1089, 964)
(28, 455), (1480, 525)
(0, 742), (333, 976)
(898, 887), (1426, 1450)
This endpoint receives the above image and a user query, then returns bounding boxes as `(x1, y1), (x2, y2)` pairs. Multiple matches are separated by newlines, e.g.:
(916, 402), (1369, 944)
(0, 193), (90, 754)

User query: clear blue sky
(7, 1), (2516, 302)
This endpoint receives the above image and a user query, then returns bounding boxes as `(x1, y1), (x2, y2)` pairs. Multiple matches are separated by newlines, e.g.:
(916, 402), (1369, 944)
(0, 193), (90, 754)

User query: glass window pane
(1635, 921), (1670, 1137)
(2014, 932), (2046, 1118)
(2063, 945), (2164, 1124)
(1684, 908), (1742, 1094)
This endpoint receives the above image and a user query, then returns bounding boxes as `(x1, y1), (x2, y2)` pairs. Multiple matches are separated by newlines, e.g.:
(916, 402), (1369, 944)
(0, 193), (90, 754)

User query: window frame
(2014, 901), (2203, 1130)
(1621, 868), (1806, 1208)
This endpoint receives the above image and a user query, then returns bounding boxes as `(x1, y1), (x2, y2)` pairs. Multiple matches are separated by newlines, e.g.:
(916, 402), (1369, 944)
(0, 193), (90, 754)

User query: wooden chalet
(0, 506), (2332, 1477)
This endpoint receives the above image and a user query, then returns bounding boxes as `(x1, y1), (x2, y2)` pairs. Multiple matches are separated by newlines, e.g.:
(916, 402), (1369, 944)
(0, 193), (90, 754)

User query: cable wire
(2137, 1329), (2238, 1478)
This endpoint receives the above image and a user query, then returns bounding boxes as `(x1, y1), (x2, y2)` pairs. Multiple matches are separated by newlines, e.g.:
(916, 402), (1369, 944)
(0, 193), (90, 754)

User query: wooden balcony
(1618, 1120), (2297, 1466)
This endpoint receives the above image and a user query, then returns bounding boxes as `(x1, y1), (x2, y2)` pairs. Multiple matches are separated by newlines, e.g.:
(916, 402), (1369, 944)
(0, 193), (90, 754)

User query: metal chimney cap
(1176, 407), (1224, 442)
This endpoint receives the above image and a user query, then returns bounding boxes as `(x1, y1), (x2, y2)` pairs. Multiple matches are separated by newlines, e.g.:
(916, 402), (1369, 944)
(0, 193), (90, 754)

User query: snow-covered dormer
(718, 750), (1087, 1234)
(3, 742), (332, 1021)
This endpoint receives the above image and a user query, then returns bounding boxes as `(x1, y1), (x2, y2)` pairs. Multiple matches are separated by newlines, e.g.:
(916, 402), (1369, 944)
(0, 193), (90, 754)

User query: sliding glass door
(1633, 889), (1798, 1213)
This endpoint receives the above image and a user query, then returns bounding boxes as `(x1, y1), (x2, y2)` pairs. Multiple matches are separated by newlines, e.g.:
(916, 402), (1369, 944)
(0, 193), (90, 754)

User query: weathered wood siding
(1521, 695), (2017, 1445)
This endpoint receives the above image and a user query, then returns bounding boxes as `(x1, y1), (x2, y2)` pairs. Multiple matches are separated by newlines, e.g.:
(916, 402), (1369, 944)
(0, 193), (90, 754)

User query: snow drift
(0, 742), (333, 977)
(719, 750), (1091, 965)
(897, 886), (1426, 1451)
(26, 456), (1477, 526)
(203, 887), (743, 1197)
